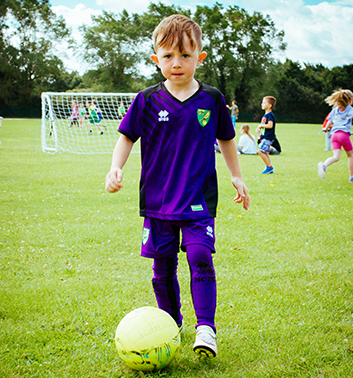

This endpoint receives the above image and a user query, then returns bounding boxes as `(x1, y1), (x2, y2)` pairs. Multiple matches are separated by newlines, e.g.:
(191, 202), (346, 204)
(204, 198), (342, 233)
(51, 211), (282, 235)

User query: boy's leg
(258, 150), (271, 166)
(186, 244), (216, 332)
(258, 139), (273, 173)
(152, 255), (183, 327)
(186, 243), (217, 357)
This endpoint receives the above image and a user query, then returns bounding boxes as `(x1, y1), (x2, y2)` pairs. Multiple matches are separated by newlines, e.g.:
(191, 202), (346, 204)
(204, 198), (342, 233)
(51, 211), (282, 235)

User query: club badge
(142, 227), (150, 245)
(197, 109), (211, 127)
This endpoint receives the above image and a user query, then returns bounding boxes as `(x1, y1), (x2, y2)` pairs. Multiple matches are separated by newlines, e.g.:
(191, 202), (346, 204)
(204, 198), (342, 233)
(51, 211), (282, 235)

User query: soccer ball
(115, 306), (180, 372)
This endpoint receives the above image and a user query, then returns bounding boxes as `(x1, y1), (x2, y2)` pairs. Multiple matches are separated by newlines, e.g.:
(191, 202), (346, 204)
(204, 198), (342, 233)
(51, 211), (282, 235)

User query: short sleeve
(118, 92), (144, 143)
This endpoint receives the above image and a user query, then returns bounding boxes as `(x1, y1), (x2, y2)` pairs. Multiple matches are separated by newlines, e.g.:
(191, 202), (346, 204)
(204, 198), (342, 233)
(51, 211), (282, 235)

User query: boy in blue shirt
(106, 14), (250, 358)
(256, 96), (277, 174)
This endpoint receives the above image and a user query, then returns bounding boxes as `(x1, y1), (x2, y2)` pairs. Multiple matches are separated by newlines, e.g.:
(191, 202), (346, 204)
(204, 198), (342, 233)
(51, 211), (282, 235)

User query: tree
(80, 10), (149, 92)
(0, 0), (71, 107)
(194, 3), (286, 117)
(79, 2), (190, 92)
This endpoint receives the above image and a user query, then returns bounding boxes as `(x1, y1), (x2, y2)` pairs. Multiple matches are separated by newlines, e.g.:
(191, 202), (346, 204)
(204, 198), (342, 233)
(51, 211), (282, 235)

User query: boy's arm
(217, 138), (250, 210)
(256, 120), (273, 134)
(106, 134), (134, 193)
(258, 120), (273, 130)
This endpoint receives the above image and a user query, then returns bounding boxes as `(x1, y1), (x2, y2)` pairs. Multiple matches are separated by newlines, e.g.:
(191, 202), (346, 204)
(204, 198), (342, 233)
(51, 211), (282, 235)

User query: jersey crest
(197, 109), (211, 127)
(142, 227), (150, 245)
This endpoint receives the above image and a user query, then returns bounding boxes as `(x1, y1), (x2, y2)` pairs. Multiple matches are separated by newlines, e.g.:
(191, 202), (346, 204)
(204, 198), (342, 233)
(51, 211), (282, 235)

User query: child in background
(318, 89), (353, 182)
(106, 14), (250, 359)
(321, 112), (333, 151)
(237, 124), (257, 154)
(78, 103), (86, 127)
(118, 102), (126, 119)
(69, 100), (79, 128)
(226, 100), (239, 130)
(256, 96), (277, 174)
(86, 100), (104, 135)
(93, 99), (106, 129)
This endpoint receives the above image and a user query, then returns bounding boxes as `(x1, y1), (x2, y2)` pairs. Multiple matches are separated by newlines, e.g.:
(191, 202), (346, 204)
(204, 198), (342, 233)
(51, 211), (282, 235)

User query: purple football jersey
(119, 81), (235, 220)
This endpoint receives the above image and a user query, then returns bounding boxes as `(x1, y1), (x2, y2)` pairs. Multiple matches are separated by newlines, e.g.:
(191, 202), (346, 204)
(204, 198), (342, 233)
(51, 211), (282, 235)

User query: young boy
(256, 96), (277, 174)
(106, 14), (250, 359)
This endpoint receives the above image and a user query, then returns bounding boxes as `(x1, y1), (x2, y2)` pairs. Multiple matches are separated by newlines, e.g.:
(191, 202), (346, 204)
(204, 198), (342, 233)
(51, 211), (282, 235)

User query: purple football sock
(186, 244), (217, 333)
(152, 255), (183, 326)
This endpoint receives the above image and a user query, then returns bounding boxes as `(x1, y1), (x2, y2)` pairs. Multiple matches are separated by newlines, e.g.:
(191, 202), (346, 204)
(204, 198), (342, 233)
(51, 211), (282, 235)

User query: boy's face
(151, 33), (206, 89)
(261, 98), (272, 111)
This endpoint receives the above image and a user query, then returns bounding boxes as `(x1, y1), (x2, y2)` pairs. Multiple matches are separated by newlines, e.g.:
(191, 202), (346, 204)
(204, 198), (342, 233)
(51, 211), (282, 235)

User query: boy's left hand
(232, 177), (250, 210)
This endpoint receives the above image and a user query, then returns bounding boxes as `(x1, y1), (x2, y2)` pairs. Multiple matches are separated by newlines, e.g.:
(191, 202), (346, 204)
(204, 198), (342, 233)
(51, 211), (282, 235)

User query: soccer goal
(41, 92), (138, 154)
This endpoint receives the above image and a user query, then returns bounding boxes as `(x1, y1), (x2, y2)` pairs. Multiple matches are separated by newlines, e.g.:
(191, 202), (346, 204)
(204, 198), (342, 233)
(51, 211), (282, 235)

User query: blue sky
(50, 0), (333, 8)
(49, 0), (353, 73)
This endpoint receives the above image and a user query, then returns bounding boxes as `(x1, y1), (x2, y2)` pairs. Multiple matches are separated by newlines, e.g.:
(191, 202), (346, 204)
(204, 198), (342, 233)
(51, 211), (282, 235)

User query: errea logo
(206, 226), (214, 238)
(158, 110), (169, 122)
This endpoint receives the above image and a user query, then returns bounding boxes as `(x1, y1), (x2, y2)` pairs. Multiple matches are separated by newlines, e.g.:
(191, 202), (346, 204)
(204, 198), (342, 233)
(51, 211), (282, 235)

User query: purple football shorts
(141, 217), (216, 258)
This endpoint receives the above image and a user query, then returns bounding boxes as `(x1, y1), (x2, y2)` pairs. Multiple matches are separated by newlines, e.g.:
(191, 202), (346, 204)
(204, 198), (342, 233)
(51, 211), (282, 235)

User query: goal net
(41, 92), (138, 154)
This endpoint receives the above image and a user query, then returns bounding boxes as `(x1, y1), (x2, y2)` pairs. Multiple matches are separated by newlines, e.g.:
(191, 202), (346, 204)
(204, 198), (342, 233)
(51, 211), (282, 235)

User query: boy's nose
(172, 58), (182, 68)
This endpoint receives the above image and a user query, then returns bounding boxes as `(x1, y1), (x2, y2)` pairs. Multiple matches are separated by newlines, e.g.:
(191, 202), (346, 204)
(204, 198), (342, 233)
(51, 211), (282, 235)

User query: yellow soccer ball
(115, 306), (180, 372)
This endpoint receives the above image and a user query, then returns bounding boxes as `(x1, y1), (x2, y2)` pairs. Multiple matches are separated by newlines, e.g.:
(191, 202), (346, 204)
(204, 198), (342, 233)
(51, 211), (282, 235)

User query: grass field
(1, 119), (352, 377)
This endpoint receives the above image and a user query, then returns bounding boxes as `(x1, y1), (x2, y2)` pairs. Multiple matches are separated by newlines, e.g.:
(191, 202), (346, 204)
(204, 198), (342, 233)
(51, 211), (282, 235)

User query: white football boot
(193, 325), (217, 358)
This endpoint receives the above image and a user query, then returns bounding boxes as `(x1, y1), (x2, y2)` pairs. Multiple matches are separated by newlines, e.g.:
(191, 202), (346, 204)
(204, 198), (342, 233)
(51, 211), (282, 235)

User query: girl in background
(78, 103), (86, 127)
(318, 89), (353, 182)
(69, 100), (79, 128)
(237, 124), (257, 154)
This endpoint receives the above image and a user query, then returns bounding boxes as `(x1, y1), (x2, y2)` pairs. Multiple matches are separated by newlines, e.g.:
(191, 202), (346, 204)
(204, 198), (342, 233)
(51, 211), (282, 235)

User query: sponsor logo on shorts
(142, 227), (150, 245)
(206, 225), (214, 238)
(191, 204), (203, 211)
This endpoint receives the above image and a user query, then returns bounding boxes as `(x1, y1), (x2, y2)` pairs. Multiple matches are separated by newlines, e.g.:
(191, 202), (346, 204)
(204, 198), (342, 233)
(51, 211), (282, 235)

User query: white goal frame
(41, 92), (138, 154)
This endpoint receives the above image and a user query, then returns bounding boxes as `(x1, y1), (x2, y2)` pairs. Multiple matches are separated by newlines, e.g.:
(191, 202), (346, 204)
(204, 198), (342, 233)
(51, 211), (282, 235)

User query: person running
(318, 89), (353, 182)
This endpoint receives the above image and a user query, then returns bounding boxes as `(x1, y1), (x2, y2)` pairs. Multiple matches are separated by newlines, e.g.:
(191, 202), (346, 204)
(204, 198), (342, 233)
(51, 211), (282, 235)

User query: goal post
(41, 92), (138, 154)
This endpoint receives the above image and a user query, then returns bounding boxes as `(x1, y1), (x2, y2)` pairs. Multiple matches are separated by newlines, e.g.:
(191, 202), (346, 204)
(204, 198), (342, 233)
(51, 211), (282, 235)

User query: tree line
(1, 0), (352, 122)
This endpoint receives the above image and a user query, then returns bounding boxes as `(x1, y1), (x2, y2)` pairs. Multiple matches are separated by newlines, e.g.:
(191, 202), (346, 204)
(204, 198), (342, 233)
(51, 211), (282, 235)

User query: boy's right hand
(106, 168), (123, 193)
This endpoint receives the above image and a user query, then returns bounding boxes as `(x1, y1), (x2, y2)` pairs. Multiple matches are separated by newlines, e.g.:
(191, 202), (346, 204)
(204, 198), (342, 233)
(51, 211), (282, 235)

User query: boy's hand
(106, 168), (123, 193)
(232, 177), (250, 210)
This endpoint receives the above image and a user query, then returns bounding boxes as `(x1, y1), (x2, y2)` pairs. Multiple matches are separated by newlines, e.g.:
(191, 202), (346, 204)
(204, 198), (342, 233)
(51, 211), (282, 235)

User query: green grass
(1, 119), (352, 377)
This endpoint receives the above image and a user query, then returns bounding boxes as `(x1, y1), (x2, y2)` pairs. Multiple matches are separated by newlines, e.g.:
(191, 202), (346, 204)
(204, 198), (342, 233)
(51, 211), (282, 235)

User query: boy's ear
(197, 51), (207, 67)
(151, 54), (160, 67)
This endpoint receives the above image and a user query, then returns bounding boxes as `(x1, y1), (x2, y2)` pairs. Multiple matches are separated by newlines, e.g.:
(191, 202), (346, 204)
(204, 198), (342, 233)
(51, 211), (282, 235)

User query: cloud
(244, 0), (353, 67)
(52, 4), (102, 73)
(52, 0), (353, 73)
(96, 0), (150, 14)
(53, 3), (101, 37)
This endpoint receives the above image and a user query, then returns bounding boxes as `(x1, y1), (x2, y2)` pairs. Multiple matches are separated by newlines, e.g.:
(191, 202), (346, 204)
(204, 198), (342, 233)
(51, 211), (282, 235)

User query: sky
(50, 0), (353, 74)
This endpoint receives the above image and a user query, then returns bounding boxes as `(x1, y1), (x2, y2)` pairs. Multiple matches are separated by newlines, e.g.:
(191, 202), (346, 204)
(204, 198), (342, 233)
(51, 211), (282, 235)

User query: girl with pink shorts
(318, 89), (353, 183)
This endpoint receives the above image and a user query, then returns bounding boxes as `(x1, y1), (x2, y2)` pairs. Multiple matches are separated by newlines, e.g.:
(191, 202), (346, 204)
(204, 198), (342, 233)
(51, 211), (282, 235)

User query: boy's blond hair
(153, 14), (202, 53)
(264, 96), (276, 109)
(325, 89), (353, 109)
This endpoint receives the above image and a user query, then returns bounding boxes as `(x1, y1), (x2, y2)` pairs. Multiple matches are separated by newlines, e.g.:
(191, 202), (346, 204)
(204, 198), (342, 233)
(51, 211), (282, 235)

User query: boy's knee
(186, 244), (214, 270)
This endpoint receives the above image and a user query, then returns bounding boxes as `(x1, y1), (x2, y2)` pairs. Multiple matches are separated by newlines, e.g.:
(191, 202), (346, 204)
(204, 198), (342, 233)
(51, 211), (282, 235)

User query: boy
(106, 14), (250, 358)
(256, 96), (277, 174)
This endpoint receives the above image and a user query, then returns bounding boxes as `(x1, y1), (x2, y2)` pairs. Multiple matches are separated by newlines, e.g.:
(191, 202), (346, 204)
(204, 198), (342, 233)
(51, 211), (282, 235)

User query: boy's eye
(164, 54), (172, 59)
(182, 54), (190, 58)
